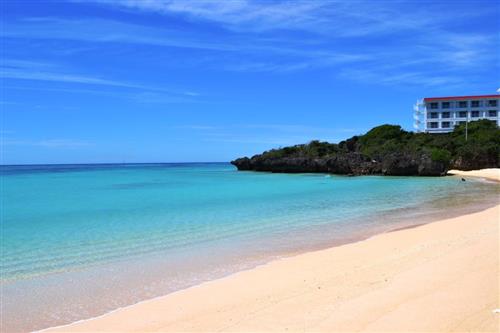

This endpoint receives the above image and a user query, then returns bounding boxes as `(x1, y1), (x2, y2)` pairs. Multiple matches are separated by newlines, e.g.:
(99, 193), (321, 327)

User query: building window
(471, 100), (480, 107)
(488, 100), (497, 107)
(458, 111), (467, 118)
(442, 102), (450, 109)
(488, 110), (497, 117)
(458, 121), (466, 126)
(471, 111), (480, 117)
(429, 112), (438, 119)
(429, 102), (438, 109)
(458, 101), (467, 108)
(441, 122), (451, 128)
(442, 112), (450, 118)
(428, 122), (438, 129)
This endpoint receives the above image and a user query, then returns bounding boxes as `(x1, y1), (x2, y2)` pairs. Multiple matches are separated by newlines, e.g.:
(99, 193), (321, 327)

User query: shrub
(430, 148), (452, 164)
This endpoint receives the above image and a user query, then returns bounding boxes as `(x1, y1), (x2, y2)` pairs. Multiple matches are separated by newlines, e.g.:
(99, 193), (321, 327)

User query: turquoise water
(1, 163), (498, 332)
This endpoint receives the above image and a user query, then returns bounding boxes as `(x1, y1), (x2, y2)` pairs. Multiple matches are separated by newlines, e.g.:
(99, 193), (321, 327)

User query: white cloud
(1, 17), (238, 51)
(0, 59), (199, 97)
(172, 123), (362, 147)
(1, 139), (92, 148)
(1, 17), (369, 72)
(1, 68), (127, 86)
(91, 0), (489, 36)
(3, 1), (497, 88)
(92, 0), (327, 33)
(36, 139), (91, 148)
(173, 125), (222, 130)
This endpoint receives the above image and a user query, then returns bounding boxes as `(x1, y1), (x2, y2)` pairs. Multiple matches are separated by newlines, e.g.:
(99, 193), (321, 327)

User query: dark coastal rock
(231, 151), (448, 177)
(231, 157), (252, 170)
(381, 153), (419, 176)
(451, 155), (498, 171)
(380, 152), (445, 176)
(231, 155), (447, 176)
(240, 156), (329, 173)
(418, 155), (448, 176)
(231, 151), (448, 176)
(326, 153), (358, 174)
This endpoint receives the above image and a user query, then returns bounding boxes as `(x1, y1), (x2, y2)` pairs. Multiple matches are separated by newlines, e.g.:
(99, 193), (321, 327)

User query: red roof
(424, 94), (499, 102)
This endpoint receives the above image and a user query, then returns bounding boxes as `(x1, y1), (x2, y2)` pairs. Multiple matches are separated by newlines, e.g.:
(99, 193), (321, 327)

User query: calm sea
(1, 163), (498, 332)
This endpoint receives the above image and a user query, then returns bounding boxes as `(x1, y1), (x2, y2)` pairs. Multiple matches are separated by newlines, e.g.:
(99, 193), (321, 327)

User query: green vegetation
(258, 120), (499, 169)
(260, 140), (339, 159)
(430, 148), (452, 164)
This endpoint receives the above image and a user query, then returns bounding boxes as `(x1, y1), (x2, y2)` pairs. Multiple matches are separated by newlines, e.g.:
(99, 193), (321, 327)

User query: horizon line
(0, 161), (231, 167)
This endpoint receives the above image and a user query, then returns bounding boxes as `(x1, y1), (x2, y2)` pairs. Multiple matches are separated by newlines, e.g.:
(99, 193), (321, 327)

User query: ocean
(1, 163), (498, 332)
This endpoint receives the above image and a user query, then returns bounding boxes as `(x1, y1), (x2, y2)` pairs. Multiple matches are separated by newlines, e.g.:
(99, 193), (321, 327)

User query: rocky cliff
(232, 152), (447, 176)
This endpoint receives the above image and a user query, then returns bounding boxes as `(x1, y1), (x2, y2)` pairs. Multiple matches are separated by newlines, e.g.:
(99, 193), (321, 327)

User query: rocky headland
(232, 120), (499, 176)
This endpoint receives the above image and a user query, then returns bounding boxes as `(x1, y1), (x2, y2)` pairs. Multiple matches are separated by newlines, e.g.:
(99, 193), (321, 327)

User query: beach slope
(47, 205), (499, 332)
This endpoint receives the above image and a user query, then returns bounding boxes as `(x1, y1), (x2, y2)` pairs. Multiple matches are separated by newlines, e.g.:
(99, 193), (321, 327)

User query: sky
(1, 0), (499, 164)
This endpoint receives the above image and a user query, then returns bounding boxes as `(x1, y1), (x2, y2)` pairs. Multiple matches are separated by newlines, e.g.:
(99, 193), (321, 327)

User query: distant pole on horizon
(465, 112), (468, 141)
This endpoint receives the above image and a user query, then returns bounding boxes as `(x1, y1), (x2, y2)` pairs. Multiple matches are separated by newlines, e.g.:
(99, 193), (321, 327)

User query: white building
(414, 94), (500, 133)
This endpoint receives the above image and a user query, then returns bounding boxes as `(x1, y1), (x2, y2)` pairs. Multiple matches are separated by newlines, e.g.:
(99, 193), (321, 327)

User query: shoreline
(34, 185), (498, 332)
(45, 203), (499, 332)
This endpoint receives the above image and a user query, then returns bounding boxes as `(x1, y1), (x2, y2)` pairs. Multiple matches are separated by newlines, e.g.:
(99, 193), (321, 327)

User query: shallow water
(1, 163), (498, 332)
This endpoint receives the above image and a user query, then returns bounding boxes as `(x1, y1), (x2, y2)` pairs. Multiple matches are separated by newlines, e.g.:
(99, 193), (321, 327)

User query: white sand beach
(448, 168), (500, 182)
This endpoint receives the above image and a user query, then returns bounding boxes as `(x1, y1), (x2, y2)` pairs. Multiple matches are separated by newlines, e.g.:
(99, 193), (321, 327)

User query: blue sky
(1, 0), (499, 164)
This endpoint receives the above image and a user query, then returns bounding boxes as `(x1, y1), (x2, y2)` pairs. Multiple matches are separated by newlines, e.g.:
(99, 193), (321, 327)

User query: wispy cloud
(130, 91), (204, 104)
(173, 125), (222, 130)
(243, 124), (358, 134)
(340, 69), (463, 89)
(171, 123), (362, 147)
(201, 133), (356, 146)
(2, 0), (497, 89)
(92, 0), (328, 33)
(173, 123), (358, 133)
(1, 17), (238, 51)
(1, 138), (92, 148)
(202, 136), (315, 146)
(1, 68), (129, 87)
(1, 16), (369, 72)
(221, 52), (373, 73)
(337, 30), (497, 89)
(1, 58), (199, 98)
(91, 0), (489, 36)
(83, 0), (497, 87)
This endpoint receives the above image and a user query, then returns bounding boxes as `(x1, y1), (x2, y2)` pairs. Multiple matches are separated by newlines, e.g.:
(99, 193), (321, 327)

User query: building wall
(422, 97), (499, 133)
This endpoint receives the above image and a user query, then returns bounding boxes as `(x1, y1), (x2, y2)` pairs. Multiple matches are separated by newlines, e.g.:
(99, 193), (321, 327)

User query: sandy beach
(46, 178), (499, 332)
(448, 168), (500, 182)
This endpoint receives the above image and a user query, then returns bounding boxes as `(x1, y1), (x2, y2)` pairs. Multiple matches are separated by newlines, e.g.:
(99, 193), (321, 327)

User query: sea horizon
(0, 161), (230, 167)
